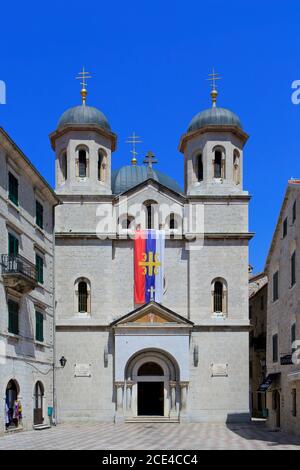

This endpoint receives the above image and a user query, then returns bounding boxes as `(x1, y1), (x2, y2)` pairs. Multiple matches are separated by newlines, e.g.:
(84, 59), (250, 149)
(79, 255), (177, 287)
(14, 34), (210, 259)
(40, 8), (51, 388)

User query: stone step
(126, 416), (179, 423)
(33, 424), (51, 430)
(5, 426), (23, 434)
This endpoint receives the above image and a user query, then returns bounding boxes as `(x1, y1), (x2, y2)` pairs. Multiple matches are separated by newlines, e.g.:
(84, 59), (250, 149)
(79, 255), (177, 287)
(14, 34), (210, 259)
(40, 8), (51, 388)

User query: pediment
(113, 178), (186, 204)
(110, 301), (193, 327)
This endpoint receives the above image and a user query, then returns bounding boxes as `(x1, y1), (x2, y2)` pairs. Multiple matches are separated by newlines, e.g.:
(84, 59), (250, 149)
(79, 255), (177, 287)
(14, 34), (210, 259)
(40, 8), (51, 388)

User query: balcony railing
(1, 254), (37, 293)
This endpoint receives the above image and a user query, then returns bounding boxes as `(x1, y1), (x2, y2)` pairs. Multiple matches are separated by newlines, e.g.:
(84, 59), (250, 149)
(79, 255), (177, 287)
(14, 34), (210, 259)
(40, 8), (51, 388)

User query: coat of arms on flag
(134, 229), (165, 304)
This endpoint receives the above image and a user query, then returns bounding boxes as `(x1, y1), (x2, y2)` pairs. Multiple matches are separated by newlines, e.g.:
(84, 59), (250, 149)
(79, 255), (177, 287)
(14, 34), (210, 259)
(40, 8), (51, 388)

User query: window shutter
(36, 201), (44, 229)
(8, 300), (19, 334)
(8, 172), (19, 206)
(36, 255), (44, 284)
(8, 234), (19, 256)
(36, 311), (44, 342)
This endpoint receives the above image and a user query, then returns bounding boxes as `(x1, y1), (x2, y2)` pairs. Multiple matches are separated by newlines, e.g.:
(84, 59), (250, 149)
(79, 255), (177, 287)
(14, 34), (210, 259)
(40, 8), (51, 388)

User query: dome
(188, 106), (242, 133)
(112, 165), (182, 195)
(57, 104), (111, 131)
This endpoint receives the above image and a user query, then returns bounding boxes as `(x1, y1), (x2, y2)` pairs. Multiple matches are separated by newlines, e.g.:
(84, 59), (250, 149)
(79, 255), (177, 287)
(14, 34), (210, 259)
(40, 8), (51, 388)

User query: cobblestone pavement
(0, 421), (300, 450)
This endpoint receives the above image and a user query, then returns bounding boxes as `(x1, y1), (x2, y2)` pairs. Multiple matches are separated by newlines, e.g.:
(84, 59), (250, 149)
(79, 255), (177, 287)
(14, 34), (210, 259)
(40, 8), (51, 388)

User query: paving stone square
(0, 421), (300, 450)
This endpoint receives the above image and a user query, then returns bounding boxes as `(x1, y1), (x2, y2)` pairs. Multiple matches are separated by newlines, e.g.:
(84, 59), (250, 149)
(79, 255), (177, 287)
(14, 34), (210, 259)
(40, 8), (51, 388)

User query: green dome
(188, 106), (242, 133)
(112, 165), (182, 195)
(58, 105), (111, 131)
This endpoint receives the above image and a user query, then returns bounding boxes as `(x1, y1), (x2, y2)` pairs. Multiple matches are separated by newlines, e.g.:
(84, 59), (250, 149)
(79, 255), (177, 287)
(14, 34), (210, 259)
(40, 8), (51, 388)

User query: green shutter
(36, 255), (44, 284)
(8, 172), (19, 206)
(35, 311), (44, 342)
(8, 300), (19, 334)
(8, 233), (19, 256)
(36, 201), (44, 229)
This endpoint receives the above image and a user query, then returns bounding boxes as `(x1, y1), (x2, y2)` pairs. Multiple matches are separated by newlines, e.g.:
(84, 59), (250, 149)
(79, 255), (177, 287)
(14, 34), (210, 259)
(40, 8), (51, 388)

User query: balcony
(1, 254), (37, 294)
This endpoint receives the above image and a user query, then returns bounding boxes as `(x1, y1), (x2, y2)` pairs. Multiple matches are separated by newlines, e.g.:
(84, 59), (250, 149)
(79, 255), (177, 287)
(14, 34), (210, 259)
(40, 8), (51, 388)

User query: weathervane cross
(126, 132), (142, 165)
(206, 68), (221, 107)
(76, 66), (92, 104)
(143, 151), (157, 169)
(206, 68), (221, 90)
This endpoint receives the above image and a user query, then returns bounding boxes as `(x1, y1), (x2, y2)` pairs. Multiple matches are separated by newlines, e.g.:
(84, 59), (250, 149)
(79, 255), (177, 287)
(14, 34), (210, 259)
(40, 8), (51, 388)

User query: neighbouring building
(249, 273), (267, 417)
(265, 180), (300, 434)
(52, 83), (252, 423)
(0, 128), (58, 434)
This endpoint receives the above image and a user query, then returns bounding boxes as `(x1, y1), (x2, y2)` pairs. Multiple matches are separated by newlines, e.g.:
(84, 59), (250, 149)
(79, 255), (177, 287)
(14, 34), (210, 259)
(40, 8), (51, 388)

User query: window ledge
(35, 225), (45, 236)
(35, 340), (45, 347)
(75, 312), (91, 318)
(7, 199), (20, 212)
(289, 283), (297, 291)
(6, 332), (21, 341)
(212, 312), (228, 319)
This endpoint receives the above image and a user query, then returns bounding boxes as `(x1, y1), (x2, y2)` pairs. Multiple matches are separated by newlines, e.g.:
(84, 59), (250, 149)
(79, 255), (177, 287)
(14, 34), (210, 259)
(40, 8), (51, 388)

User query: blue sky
(1, 0), (299, 272)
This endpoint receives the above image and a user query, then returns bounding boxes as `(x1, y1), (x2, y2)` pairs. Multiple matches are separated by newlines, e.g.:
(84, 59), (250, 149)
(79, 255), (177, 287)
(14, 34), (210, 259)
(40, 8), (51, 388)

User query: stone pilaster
(179, 381), (189, 422)
(114, 381), (125, 422)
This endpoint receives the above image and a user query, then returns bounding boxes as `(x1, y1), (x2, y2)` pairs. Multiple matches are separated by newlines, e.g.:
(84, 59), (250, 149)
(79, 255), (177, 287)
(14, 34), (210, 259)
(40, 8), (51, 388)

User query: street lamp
(59, 356), (67, 368)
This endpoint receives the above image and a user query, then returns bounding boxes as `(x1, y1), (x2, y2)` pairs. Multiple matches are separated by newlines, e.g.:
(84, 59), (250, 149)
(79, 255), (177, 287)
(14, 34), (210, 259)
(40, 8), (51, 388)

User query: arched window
(118, 215), (134, 231)
(214, 150), (222, 178)
(75, 278), (91, 314)
(233, 150), (240, 185)
(78, 281), (88, 312)
(138, 362), (164, 376)
(197, 154), (203, 181)
(144, 200), (158, 229)
(211, 278), (228, 315)
(193, 153), (203, 182)
(79, 150), (87, 177)
(169, 213), (176, 230)
(98, 150), (107, 182)
(214, 281), (223, 312)
(166, 212), (181, 232)
(61, 152), (67, 181)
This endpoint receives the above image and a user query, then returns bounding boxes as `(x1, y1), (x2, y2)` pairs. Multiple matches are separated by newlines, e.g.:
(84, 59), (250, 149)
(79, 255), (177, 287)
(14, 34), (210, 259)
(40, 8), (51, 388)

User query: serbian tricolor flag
(134, 229), (165, 304)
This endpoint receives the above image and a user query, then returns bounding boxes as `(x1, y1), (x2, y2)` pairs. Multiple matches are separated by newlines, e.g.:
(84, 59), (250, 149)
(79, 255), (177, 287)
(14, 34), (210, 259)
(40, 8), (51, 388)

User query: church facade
(52, 85), (252, 423)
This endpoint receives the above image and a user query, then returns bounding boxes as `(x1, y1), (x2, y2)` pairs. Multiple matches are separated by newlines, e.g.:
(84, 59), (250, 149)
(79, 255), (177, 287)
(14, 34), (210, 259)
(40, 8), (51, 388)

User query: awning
(258, 373), (281, 392)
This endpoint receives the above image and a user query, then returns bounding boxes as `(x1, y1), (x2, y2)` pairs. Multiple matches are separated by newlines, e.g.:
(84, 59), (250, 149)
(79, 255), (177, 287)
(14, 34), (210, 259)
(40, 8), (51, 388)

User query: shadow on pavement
(226, 414), (300, 447)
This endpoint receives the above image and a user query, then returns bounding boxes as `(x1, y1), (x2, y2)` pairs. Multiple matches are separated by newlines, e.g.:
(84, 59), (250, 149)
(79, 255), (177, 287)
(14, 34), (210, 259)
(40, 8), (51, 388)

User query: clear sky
(1, 0), (299, 273)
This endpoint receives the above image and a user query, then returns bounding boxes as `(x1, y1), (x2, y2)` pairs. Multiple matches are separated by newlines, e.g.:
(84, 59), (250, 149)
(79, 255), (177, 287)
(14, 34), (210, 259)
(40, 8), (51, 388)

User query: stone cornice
(56, 193), (114, 203)
(56, 324), (250, 331)
(0, 127), (59, 206)
(178, 125), (249, 153)
(55, 231), (254, 240)
(49, 123), (117, 151)
(187, 194), (251, 203)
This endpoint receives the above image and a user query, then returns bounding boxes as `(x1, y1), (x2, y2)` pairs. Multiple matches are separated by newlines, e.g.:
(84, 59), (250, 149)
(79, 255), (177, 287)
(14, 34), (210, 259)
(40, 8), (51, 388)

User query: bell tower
(179, 72), (248, 196)
(49, 68), (117, 195)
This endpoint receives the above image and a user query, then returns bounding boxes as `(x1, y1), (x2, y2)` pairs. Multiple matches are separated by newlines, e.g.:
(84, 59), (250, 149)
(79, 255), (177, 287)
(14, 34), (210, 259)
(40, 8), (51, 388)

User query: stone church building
(51, 84), (252, 424)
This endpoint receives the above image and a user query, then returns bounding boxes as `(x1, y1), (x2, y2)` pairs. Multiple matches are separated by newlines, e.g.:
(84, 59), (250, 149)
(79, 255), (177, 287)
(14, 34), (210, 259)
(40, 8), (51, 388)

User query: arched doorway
(5, 379), (19, 429)
(34, 381), (44, 425)
(125, 349), (180, 419)
(137, 362), (164, 416)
